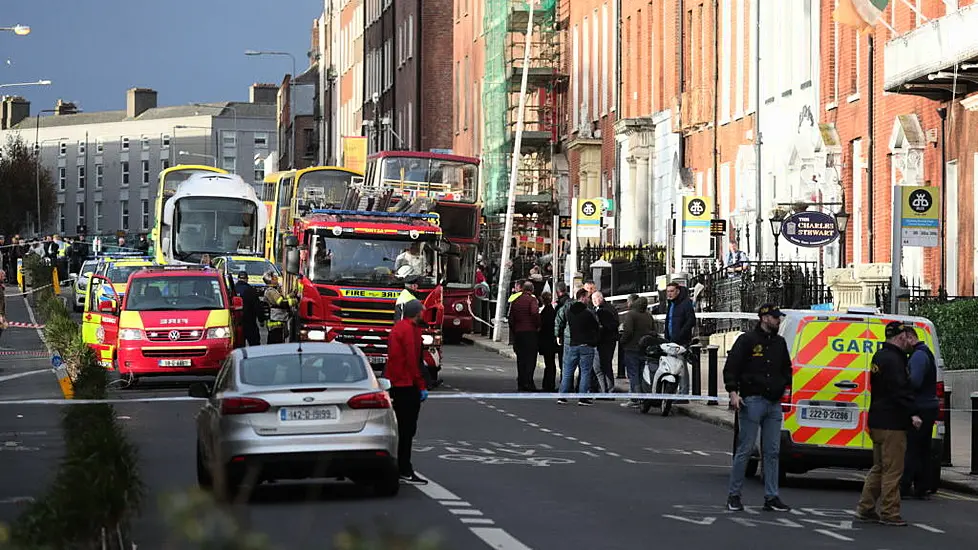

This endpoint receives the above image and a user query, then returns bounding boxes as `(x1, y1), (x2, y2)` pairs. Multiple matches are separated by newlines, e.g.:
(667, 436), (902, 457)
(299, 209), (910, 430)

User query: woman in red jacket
(384, 299), (429, 485)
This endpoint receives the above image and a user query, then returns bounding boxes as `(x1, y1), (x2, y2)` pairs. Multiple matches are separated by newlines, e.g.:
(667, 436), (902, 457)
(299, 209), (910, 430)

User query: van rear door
(784, 316), (872, 451)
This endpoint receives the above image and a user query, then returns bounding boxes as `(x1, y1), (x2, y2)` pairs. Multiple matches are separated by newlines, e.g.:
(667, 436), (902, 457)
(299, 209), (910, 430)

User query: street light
(178, 150), (216, 165)
(834, 206), (851, 268)
(769, 211), (785, 265)
(0, 80), (52, 89)
(0, 25), (31, 36)
(245, 49), (296, 169)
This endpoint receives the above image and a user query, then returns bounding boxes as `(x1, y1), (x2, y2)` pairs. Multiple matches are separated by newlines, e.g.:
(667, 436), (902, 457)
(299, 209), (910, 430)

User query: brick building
(452, 0), (485, 159)
(337, 0), (365, 155)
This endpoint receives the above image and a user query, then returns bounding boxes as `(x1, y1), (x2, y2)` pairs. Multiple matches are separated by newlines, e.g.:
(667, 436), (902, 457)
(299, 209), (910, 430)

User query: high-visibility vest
(393, 288), (417, 322)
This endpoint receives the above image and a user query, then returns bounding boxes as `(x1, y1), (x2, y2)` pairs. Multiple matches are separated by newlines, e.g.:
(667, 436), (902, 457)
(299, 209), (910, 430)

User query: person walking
(591, 291), (619, 396)
(508, 281), (541, 392)
(856, 322), (922, 526)
(385, 299), (429, 485)
(724, 304), (792, 513)
(557, 288), (599, 406)
(901, 326), (939, 499)
(234, 271), (263, 347)
(538, 290), (558, 392)
(619, 295), (653, 407)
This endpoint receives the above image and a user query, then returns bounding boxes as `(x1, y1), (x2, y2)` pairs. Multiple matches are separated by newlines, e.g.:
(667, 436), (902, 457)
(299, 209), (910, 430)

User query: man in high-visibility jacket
(263, 271), (295, 344)
(394, 276), (421, 322)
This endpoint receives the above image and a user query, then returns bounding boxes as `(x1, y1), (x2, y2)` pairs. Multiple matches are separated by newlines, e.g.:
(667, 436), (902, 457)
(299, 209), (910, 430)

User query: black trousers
(540, 346), (557, 391)
(594, 341), (617, 393)
(391, 386), (422, 476)
(902, 408), (938, 495)
(513, 331), (539, 390)
(243, 322), (261, 346)
(266, 326), (286, 344)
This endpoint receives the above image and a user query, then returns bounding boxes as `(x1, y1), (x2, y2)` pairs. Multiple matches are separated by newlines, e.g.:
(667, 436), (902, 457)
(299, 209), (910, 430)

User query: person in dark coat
(554, 282), (570, 372)
(233, 271), (262, 346)
(591, 291), (619, 395)
(557, 288), (600, 406)
(508, 281), (541, 391)
(620, 295), (654, 406)
(663, 282), (695, 346)
(538, 291), (558, 392)
(901, 326), (939, 498)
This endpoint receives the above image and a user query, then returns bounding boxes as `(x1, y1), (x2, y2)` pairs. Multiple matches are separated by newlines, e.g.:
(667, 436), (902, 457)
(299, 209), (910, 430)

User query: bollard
(707, 345), (719, 406)
(943, 388), (953, 467)
(971, 392), (978, 475)
(689, 344), (702, 396)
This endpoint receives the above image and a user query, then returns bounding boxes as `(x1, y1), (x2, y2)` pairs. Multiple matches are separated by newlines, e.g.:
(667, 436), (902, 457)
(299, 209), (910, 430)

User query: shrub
(911, 299), (978, 371)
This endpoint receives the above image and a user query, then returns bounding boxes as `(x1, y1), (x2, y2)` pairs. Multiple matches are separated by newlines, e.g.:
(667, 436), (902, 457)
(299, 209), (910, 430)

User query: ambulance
(747, 308), (946, 486)
(112, 266), (243, 382)
(81, 256), (156, 368)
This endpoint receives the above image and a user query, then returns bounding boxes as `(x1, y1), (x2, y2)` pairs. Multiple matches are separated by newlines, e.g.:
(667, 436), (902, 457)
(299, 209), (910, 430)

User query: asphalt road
(1, 292), (977, 548)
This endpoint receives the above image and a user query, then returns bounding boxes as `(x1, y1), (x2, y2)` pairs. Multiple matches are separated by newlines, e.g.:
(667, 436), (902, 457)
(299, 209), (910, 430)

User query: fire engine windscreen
(380, 157), (477, 202)
(174, 198), (259, 262)
(125, 276), (226, 311)
(306, 231), (438, 286)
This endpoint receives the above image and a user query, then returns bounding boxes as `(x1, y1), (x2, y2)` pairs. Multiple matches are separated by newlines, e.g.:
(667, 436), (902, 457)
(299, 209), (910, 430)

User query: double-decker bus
(366, 151), (481, 342)
(261, 170), (292, 265)
(152, 165), (228, 264)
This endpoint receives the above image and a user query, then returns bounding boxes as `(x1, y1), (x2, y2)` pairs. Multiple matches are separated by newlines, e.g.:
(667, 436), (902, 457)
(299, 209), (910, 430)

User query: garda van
(745, 308), (945, 486)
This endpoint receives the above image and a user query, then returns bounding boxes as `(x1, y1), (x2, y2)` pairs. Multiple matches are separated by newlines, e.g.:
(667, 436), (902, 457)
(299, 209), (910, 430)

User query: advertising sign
(900, 185), (940, 248)
(781, 211), (840, 248)
(342, 136), (368, 173)
(681, 195), (712, 257)
(576, 197), (602, 238)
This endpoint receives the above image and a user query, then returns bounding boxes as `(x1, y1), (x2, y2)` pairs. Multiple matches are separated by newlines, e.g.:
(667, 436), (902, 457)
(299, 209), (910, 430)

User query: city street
(0, 293), (975, 549)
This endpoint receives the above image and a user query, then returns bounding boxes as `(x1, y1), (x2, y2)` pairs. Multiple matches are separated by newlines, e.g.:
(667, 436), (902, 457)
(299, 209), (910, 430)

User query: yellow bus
(261, 170), (292, 266)
(152, 165), (228, 264)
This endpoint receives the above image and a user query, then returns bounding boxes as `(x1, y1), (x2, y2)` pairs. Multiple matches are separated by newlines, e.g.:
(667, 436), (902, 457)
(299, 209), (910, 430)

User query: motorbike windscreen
(173, 198), (259, 263)
(305, 230), (438, 287)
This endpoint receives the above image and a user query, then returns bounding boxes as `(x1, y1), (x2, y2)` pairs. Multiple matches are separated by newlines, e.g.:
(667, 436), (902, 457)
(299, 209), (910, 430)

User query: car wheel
(196, 441), (213, 489)
(374, 472), (400, 497)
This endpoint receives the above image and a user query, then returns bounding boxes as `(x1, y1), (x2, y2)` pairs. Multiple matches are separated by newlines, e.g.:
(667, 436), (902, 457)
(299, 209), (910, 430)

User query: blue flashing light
(310, 208), (439, 220)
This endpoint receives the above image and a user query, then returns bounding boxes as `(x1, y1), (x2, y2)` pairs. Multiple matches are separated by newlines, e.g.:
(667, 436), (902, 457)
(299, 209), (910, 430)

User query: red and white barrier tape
(0, 350), (50, 357)
(4, 322), (46, 330)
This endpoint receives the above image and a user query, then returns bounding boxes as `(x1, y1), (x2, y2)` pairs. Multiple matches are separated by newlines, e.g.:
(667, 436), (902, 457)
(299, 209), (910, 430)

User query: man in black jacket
(664, 283), (695, 346)
(724, 304), (792, 513)
(233, 271), (263, 346)
(557, 288), (599, 406)
(538, 291), (558, 392)
(901, 326), (939, 499)
(857, 322), (923, 526)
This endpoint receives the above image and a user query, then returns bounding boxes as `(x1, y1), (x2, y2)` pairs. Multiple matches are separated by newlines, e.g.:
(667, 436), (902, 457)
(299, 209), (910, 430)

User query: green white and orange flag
(833, 0), (889, 33)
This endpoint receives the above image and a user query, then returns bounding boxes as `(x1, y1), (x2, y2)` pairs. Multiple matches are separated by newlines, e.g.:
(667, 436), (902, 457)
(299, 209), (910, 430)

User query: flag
(833, 0), (889, 33)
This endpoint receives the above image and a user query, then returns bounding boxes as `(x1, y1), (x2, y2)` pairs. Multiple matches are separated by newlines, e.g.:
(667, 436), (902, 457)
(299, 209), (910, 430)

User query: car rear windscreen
(240, 353), (369, 386)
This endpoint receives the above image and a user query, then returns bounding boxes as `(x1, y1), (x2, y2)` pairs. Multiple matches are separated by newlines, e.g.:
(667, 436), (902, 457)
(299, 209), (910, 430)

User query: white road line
(593, 446), (606, 451)
(578, 441), (591, 446)
(552, 433), (563, 437)
(0, 496), (34, 504)
(440, 500), (470, 507)
(540, 428), (552, 433)
(914, 524), (945, 534)
(470, 527), (533, 550)
(527, 422), (539, 428)
(814, 529), (854, 542)
(461, 518), (496, 525)
(692, 450), (709, 456)
(0, 370), (49, 384)
(564, 436), (578, 441)
(451, 509), (484, 516)
(411, 474), (462, 501)
(606, 452), (620, 457)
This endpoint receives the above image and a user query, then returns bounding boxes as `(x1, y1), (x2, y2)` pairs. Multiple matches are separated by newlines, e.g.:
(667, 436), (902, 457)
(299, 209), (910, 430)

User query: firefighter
(394, 275), (421, 322)
(263, 270), (294, 344)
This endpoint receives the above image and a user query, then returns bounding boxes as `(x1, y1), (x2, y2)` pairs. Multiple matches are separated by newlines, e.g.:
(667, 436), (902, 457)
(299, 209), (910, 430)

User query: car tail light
(936, 381), (946, 422)
(781, 387), (792, 413)
(221, 397), (270, 415)
(347, 391), (392, 409)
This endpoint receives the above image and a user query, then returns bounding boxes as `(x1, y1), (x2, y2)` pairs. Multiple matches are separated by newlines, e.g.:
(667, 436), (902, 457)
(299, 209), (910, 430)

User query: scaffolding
(483, 0), (566, 256)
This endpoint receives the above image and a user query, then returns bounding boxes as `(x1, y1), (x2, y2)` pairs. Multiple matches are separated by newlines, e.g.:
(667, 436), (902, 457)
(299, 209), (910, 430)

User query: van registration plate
(798, 400), (859, 429)
(159, 359), (192, 367)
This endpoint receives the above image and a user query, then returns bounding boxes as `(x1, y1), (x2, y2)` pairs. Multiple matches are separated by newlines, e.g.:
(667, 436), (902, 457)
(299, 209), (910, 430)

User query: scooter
(638, 335), (690, 416)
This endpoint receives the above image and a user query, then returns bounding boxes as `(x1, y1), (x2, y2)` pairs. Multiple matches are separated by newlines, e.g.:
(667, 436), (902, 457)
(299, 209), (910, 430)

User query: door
(93, 274), (121, 367)
(784, 317), (870, 451)
(81, 272), (103, 350)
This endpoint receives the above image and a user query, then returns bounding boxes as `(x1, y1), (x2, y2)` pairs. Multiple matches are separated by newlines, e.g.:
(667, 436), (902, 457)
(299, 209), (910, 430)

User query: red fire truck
(366, 151), (481, 343)
(281, 205), (446, 380)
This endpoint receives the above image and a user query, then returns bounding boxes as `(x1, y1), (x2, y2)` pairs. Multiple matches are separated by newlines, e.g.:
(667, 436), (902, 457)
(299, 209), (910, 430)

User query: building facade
(0, 86), (276, 238)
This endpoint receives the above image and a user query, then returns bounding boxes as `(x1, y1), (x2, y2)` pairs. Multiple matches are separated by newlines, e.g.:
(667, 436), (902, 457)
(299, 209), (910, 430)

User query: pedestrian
(554, 282), (570, 373)
(901, 326), (939, 499)
(0, 269), (7, 342)
(663, 282), (695, 346)
(591, 291), (619, 396)
(538, 290), (558, 392)
(262, 271), (292, 344)
(234, 271), (262, 347)
(557, 288), (599, 406)
(385, 299), (429, 485)
(619, 295), (654, 407)
(724, 303), (792, 513)
(508, 281), (541, 392)
(394, 276), (421, 322)
(136, 234), (150, 254)
(856, 322), (922, 526)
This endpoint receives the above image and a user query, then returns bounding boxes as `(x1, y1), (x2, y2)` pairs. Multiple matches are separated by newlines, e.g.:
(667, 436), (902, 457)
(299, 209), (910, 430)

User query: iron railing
(576, 243), (667, 296)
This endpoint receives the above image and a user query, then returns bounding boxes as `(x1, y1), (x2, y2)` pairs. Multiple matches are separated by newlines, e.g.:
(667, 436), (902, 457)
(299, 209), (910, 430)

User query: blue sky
(2, 0), (321, 113)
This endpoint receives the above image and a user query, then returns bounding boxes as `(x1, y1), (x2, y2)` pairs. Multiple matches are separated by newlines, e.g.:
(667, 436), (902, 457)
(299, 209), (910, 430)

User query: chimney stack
(126, 88), (157, 118)
(1, 96), (30, 129)
(250, 83), (278, 104)
(55, 99), (78, 115)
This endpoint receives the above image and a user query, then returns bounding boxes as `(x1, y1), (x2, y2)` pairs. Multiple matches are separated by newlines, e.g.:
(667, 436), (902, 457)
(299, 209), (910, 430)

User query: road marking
(814, 529), (854, 542)
(461, 518), (495, 525)
(593, 446), (606, 451)
(540, 428), (552, 433)
(564, 436), (578, 441)
(0, 496), (34, 505)
(914, 524), (944, 534)
(470, 527), (532, 550)
(606, 452), (620, 457)
(578, 441), (591, 446)
(451, 509), (484, 516)
(0, 369), (49, 383)
(527, 422), (539, 427)
(440, 500), (470, 506)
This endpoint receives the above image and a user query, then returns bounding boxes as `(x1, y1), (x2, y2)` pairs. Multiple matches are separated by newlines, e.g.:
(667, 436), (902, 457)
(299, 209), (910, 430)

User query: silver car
(189, 342), (400, 498)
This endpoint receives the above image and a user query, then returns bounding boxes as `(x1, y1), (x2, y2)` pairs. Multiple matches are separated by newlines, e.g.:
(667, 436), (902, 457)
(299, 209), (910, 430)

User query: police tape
(3, 283), (59, 297)
(0, 350), (50, 357)
(3, 322), (46, 330)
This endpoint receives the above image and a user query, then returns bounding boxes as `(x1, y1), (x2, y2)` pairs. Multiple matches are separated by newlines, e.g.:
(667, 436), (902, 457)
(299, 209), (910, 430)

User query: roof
(11, 102), (276, 131)
(237, 342), (357, 359)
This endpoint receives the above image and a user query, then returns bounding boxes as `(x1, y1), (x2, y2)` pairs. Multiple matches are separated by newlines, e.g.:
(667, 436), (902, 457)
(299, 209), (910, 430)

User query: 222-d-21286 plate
(280, 406), (340, 422)
(159, 359), (192, 367)
(797, 400), (860, 429)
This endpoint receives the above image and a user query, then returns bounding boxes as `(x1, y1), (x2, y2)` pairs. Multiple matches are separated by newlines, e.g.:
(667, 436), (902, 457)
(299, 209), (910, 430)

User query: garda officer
(724, 303), (793, 513)
(263, 270), (293, 344)
(235, 271), (262, 346)
(394, 275), (421, 322)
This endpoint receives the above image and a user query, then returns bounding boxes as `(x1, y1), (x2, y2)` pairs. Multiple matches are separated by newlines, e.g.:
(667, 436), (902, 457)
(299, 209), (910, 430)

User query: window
(162, 134), (170, 149)
(161, 159), (169, 171)
(303, 128), (315, 156)
(120, 200), (130, 230)
(58, 205), (65, 234)
(59, 141), (66, 157)
(222, 156), (236, 171)
(78, 140), (86, 156)
(77, 166), (86, 190)
(141, 160), (150, 184)
(77, 202), (85, 227)
(222, 133), (237, 149)
(96, 138), (104, 154)
(58, 167), (66, 191)
(96, 164), (103, 188)
(141, 199), (149, 230)
(121, 137), (130, 151)
(254, 133), (268, 148)
(141, 135), (150, 150)
(255, 166), (264, 183)
(121, 161), (130, 185)
(94, 201), (103, 233)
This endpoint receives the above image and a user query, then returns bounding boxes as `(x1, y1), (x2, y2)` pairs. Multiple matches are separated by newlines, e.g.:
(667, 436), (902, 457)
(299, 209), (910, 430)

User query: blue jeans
(559, 345), (595, 395)
(623, 350), (644, 394)
(728, 396), (783, 499)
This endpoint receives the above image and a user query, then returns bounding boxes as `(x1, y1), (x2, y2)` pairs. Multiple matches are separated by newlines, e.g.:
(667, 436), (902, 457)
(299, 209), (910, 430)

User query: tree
(0, 134), (56, 237)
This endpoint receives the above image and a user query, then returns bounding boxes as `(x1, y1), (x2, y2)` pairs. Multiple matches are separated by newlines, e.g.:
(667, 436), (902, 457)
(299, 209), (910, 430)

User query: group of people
(0, 233), (151, 280)
(724, 306), (940, 525)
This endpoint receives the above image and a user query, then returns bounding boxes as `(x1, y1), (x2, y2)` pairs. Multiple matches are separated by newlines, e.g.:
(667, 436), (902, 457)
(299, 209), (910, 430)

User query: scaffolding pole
(493, 0), (537, 341)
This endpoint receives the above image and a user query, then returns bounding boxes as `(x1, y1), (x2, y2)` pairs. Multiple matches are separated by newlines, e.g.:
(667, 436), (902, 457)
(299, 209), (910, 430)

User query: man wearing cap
(856, 322), (922, 526)
(385, 299), (429, 485)
(394, 276), (421, 322)
(234, 271), (263, 346)
(724, 303), (793, 513)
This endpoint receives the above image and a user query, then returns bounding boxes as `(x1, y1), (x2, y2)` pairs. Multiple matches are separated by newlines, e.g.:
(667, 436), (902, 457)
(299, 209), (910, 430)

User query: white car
(72, 259), (99, 312)
(190, 342), (400, 499)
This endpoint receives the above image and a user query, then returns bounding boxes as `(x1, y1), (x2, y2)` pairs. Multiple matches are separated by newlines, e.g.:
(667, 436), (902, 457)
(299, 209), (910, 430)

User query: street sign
(576, 197), (602, 238)
(781, 211), (840, 248)
(51, 354), (63, 368)
(681, 195), (712, 257)
(710, 219), (727, 236)
(900, 185), (940, 248)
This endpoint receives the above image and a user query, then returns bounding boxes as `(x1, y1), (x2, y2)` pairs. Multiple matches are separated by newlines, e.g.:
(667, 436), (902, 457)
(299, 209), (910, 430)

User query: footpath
(465, 333), (978, 495)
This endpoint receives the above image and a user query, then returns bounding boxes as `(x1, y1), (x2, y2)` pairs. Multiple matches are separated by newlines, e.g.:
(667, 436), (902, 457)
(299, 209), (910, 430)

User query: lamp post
(769, 211), (785, 266)
(0, 25), (31, 36)
(245, 50), (297, 169)
(834, 206), (851, 268)
(174, 124), (214, 161)
(34, 107), (60, 235)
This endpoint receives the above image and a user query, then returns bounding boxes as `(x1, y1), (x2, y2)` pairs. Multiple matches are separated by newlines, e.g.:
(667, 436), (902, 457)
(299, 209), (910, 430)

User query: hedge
(911, 298), (978, 371)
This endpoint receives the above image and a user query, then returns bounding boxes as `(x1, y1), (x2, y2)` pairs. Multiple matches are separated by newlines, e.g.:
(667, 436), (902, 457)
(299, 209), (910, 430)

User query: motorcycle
(637, 334), (692, 416)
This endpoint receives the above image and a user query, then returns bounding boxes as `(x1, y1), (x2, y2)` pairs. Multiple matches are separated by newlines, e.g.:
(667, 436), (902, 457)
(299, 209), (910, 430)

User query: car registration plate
(158, 359), (192, 367)
(367, 356), (386, 364)
(798, 400), (859, 429)
(279, 406), (340, 422)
